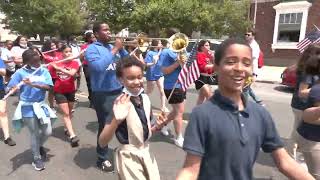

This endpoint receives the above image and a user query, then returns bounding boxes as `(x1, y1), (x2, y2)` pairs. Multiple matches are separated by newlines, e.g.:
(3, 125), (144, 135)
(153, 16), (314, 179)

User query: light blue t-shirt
(159, 48), (181, 89)
(85, 41), (128, 92)
(7, 67), (53, 117)
(0, 58), (6, 90)
(145, 50), (163, 81)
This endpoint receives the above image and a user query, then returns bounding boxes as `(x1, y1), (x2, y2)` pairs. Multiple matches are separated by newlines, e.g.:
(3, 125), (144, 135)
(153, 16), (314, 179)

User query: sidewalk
(256, 65), (286, 84)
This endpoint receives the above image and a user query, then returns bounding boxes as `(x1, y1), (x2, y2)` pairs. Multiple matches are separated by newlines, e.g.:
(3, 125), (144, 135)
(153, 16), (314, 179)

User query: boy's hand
(22, 78), (32, 86)
(155, 111), (168, 130)
(113, 93), (131, 122)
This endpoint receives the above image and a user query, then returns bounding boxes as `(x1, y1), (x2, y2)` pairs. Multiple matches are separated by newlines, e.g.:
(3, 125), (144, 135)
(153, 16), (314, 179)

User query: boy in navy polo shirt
(176, 39), (314, 180)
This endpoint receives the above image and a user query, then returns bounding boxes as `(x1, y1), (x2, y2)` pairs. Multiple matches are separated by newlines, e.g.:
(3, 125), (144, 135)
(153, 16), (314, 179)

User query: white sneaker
(160, 126), (170, 136)
(174, 137), (184, 148)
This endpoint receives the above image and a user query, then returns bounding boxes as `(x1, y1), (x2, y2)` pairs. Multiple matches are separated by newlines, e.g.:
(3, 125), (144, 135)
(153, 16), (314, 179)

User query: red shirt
(43, 52), (62, 64)
(81, 44), (89, 65)
(48, 60), (80, 94)
(196, 52), (214, 74)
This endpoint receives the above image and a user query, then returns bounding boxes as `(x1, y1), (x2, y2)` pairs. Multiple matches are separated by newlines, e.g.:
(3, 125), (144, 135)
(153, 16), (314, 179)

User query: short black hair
(116, 56), (145, 78)
(214, 38), (251, 65)
(84, 32), (94, 42)
(93, 22), (105, 33)
(22, 49), (39, 64)
(166, 28), (180, 37)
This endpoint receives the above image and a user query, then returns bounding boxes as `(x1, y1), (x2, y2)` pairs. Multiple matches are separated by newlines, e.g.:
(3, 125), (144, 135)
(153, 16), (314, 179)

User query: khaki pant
(296, 133), (320, 179)
(287, 108), (303, 156)
(116, 144), (160, 180)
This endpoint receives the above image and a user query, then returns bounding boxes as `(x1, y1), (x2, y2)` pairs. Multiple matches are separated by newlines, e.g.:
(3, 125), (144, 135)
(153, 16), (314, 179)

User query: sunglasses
(245, 33), (252, 36)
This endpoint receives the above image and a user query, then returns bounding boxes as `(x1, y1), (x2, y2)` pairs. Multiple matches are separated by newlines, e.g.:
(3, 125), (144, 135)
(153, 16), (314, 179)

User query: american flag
(177, 40), (200, 91)
(297, 29), (320, 53)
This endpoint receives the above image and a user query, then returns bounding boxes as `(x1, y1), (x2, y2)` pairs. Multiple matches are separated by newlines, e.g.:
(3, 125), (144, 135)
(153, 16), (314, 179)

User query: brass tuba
(168, 33), (189, 66)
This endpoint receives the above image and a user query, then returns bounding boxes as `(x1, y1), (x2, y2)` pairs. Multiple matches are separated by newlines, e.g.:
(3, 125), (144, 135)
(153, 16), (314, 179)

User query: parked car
(281, 64), (297, 89)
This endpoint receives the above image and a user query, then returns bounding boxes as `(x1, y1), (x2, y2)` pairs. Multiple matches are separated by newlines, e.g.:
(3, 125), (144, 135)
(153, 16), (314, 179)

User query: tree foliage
(0, 0), (251, 40)
(0, 0), (86, 40)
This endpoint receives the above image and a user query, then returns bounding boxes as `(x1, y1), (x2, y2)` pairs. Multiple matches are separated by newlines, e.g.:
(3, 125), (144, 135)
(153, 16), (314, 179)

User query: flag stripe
(177, 41), (200, 91)
(297, 30), (320, 53)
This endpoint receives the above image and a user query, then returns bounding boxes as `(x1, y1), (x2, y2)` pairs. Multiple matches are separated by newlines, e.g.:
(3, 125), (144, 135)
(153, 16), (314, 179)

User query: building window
(278, 13), (302, 42)
(272, 1), (312, 50)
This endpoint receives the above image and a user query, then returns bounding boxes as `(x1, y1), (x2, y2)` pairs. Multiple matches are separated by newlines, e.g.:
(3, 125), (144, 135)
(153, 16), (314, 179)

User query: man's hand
(113, 93), (131, 122)
(114, 38), (123, 50)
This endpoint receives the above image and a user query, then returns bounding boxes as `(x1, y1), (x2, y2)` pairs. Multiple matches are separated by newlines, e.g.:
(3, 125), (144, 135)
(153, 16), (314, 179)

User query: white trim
(272, 1), (312, 51)
(271, 43), (298, 50)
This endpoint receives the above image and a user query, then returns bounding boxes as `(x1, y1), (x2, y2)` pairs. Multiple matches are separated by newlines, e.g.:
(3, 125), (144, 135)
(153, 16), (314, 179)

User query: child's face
(51, 43), (57, 50)
(63, 47), (72, 58)
(29, 55), (41, 68)
(216, 44), (252, 94)
(119, 66), (144, 95)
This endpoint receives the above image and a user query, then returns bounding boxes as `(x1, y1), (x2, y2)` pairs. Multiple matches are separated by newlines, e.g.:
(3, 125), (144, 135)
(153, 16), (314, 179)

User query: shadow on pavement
(73, 144), (115, 170)
(8, 149), (54, 175)
(149, 132), (175, 145)
(86, 121), (98, 134)
(51, 126), (69, 143)
(273, 85), (294, 94)
(73, 144), (96, 169)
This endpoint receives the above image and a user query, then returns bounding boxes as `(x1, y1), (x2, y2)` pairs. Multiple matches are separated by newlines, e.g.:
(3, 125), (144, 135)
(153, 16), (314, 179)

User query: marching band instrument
(168, 33), (189, 66)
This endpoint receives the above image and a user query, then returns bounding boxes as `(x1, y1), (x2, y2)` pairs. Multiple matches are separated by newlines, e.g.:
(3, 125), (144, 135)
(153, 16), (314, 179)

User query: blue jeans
(243, 86), (261, 103)
(92, 90), (122, 164)
(24, 117), (52, 161)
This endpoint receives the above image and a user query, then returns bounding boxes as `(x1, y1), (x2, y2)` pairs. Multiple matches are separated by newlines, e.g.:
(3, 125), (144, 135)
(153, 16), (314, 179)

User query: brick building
(249, 0), (320, 66)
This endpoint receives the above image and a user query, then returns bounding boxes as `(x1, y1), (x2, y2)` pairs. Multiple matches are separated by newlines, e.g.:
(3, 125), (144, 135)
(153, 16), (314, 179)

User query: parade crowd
(0, 21), (318, 180)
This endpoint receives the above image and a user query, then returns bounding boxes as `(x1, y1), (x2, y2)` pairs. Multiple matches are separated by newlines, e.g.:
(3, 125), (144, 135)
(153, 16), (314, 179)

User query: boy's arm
(272, 148), (315, 180)
(176, 153), (202, 180)
(23, 78), (50, 90)
(98, 117), (119, 148)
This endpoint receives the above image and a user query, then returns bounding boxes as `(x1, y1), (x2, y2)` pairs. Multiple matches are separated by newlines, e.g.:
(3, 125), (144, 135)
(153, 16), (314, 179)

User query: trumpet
(108, 32), (190, 57)
(168, 33), (189, 66)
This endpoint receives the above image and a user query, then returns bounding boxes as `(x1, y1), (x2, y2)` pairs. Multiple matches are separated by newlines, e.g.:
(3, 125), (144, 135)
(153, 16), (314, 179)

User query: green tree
(86, 0), (135, 33)
(0, 0), (86, 41)
(130, 0), (250, 38)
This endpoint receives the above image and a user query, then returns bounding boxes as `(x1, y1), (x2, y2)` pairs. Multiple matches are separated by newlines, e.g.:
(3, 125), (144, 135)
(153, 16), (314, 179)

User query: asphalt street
(0, 79), (296, 180)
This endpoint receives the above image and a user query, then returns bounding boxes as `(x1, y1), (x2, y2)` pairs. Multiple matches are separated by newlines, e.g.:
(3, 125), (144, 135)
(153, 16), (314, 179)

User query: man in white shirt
(244, 29), (264, 105)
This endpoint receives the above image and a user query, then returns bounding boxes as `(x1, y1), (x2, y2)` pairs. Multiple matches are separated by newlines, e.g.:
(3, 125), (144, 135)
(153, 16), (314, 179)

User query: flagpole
(313, 24), (320, 31)
(167, 80), (179, 103)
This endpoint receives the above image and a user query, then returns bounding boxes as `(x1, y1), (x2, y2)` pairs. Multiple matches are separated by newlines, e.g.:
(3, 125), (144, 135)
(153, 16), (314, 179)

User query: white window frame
(272, 1), (312, 50)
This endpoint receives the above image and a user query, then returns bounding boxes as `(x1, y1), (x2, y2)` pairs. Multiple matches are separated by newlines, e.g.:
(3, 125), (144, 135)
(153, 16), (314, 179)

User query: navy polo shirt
(183, 90), (284, 180)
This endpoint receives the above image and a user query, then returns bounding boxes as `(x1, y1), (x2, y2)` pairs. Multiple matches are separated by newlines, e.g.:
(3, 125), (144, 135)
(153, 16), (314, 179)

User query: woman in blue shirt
(144, 40), (168, 112)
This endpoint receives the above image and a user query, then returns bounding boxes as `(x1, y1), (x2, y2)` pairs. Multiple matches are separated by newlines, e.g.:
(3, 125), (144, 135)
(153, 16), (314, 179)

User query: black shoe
(70, 136), (79, 147)
(40, 146), (47, 160)
(97, 160), (114, 173)
(4, 137), (16, 146)
(32, 159), (45, 171)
